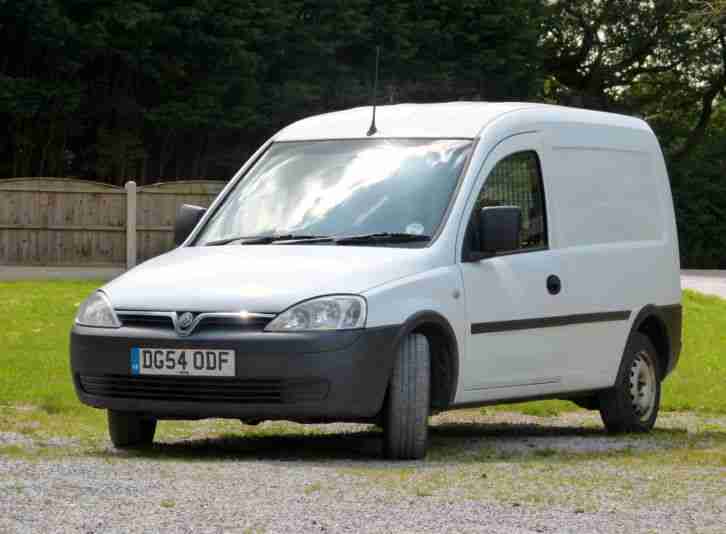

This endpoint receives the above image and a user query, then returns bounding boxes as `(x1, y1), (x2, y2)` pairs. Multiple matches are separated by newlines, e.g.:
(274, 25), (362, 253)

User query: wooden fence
(0, 178), (225, 266)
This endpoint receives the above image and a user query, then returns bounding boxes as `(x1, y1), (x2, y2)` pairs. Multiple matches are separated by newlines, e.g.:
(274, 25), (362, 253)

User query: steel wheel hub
(629, 350), (657, 421)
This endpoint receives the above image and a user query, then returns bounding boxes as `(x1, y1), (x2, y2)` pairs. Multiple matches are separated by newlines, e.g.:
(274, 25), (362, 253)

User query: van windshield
(195, 139), (473, 246)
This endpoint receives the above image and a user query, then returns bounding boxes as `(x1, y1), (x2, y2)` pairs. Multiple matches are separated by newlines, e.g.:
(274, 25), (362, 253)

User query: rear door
(458, 133), (574, 401)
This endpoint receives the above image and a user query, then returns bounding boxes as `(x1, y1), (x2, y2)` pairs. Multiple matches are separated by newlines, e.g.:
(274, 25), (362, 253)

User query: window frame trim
(461, 147), (550, 261)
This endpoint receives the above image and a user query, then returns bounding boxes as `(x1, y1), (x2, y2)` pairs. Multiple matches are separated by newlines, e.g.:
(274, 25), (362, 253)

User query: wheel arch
(390, 311), (460, 410)
(628, 305), (673, 379)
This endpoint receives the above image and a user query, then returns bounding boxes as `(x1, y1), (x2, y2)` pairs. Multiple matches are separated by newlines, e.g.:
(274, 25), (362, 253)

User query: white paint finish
(273, 102), (649, 142)
(540, 121), (666, 250)
(548, 148), (661, 246)
(104, 245), (441, 313)
(275, 102), (527, 140)
(456, 227), (633, 400)
(538, 121), (680, 308)
(453, 132), (598, 395)
(553, 241), (680, 312)
(653, 139), (683, 303)
(457, 250), (616, 395)
(362, 265), (470, 402)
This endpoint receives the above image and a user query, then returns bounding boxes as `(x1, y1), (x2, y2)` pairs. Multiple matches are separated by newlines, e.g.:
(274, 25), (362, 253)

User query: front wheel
(383, 333), (431, 460)
(108, 410), (157, 448)
(599, 333), (661, 433)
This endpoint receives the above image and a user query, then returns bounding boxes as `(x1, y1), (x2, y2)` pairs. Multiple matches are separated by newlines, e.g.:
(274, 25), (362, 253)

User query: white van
(71, 102), (682, 459)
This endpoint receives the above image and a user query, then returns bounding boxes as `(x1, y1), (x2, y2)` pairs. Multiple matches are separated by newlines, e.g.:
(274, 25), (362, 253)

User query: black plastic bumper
(70, 324), (400, 422)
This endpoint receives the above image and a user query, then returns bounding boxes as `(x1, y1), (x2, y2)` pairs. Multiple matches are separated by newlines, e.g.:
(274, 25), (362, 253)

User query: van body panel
(104, 245), (442, 313)
(362, 265), (469, 401)
(456, 253), (631, 404)
(453, 131), (637, 404)
(363, 266), (465, 329)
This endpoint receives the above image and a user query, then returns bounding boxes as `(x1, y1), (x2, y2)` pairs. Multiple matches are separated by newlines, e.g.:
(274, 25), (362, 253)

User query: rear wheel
(599, 333), (661, 433)
(383, 333), (431, 460)
(108, 410), (157, 448)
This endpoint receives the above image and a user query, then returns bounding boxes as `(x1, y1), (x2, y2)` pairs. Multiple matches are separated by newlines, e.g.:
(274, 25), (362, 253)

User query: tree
(0, 0), (546, 182)
(542, 0), (726, 162)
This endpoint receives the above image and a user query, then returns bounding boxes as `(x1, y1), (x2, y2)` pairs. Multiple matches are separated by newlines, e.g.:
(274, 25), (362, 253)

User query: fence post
(125, 181), (137, 269)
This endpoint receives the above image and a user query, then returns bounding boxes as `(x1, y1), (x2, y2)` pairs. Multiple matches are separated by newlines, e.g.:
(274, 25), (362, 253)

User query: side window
(472, 151), (547, 251)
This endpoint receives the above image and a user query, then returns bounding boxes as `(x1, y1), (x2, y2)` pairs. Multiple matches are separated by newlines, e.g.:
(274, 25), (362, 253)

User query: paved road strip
(680, 269), (726, 299)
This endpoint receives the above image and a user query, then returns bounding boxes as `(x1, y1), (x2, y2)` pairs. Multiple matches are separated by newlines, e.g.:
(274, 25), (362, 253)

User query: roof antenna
(366, 46), (380, 136)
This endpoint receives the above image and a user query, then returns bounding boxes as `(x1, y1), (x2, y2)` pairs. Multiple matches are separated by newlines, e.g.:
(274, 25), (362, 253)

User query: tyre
(599, 333), (661, 433)
(108, 410), (157, 448)
(383, 333), (431, 460)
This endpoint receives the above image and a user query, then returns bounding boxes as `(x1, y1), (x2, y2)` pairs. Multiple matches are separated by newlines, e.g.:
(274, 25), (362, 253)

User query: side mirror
(174, 204), (207, 245)
(468, 206), (521, 260)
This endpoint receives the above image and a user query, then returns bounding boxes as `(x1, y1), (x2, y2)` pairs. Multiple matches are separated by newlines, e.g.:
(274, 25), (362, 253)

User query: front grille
(119, 314), (174, 329)
(79, 375), (329, 404)
(194, 316), (272, 331)
(116, 313), (272, 333)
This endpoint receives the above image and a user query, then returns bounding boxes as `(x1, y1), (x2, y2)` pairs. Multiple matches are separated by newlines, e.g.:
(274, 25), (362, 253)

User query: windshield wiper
(205, 232), (431, 246)
(334, 232), (432, 244)
(204, 234), (330, 246)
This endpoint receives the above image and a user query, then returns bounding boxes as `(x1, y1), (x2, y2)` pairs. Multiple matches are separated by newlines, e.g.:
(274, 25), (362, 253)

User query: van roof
(274, 102), (650, 141)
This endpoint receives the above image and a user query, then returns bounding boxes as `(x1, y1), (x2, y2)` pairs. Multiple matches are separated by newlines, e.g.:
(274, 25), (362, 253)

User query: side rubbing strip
(471, 311), (631, 335)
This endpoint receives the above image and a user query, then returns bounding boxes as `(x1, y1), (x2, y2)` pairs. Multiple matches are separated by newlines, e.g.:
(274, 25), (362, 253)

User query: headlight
(264, 295), (366, 332)
(75, 291), (120, 328)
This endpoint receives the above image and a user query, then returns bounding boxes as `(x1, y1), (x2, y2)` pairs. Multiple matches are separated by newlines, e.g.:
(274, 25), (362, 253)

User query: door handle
(547, 275), (562, 295)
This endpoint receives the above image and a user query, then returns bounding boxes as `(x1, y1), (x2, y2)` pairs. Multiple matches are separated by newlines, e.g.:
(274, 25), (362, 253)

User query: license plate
(131, 348), (235, 377)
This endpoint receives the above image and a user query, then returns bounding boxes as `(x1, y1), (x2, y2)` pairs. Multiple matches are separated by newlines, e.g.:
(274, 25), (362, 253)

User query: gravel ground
(1, 411), (725, 534)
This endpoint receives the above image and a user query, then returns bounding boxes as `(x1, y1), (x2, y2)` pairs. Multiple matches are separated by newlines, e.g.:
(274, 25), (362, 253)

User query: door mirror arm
(463, 250), (494, 263)
(174, 204), (207, 245)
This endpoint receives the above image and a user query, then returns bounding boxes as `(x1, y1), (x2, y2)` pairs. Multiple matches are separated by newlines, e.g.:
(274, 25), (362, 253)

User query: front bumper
(70, 324), (400, 422)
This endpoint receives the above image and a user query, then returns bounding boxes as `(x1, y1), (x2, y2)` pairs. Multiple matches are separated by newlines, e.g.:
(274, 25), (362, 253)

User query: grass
(0, 281), (725, 444)
(661, 290), (726, 412)
(1, 280), (100, 413)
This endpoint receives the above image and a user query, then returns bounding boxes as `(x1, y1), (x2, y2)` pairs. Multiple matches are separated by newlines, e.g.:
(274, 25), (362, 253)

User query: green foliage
(1, 1), (725, 266)
(671, 143), (726, 268)
(541, 1), (724, 118)
(0, 0), (544, 182)
(657, 103), (726, 267)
